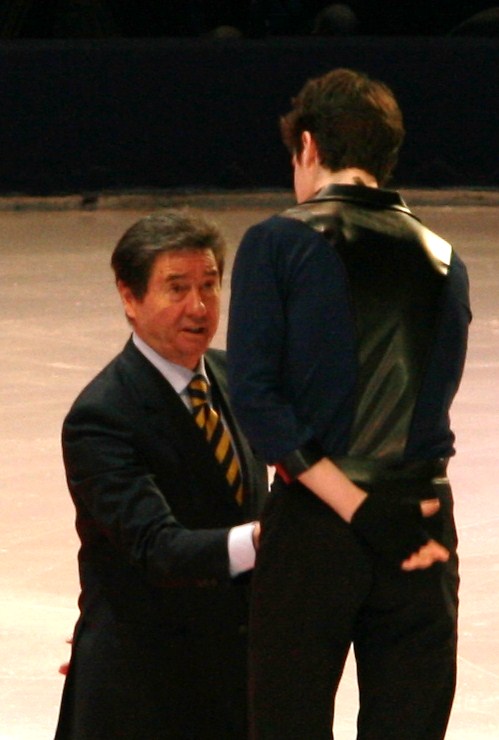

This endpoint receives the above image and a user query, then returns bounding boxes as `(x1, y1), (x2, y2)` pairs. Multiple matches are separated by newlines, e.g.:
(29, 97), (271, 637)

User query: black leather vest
(284, 185), (452, 466)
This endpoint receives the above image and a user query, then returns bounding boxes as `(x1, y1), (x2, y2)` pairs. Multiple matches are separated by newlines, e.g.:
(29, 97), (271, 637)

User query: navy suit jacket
(55, 338), (268, 739)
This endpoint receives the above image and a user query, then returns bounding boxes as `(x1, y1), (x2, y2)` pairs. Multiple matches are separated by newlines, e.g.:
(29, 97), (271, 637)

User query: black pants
(249, 476), (459, 739)
(55, 608), (249, 739)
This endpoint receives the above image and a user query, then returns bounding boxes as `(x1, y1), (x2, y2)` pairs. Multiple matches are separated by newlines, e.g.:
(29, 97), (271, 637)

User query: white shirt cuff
(228, 522), (257, 577)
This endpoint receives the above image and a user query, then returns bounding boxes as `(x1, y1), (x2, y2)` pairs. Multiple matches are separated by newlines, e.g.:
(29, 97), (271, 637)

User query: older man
(55, 210), (267, 739)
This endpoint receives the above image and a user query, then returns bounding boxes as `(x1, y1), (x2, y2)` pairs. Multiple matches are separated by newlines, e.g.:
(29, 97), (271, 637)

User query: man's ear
(116, 280), (137, 322)
(301, 131), (319, 167)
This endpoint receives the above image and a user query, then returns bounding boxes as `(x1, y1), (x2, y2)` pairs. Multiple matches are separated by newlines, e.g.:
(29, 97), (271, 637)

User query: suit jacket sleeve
(63, 347), (246, 588)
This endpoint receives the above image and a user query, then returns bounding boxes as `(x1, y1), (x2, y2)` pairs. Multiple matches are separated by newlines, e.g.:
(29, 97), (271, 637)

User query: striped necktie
(188, 374), (243, 505)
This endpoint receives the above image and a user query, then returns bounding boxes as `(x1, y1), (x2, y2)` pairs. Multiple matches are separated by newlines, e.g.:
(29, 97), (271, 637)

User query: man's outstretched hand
(350, 494), (449, 569)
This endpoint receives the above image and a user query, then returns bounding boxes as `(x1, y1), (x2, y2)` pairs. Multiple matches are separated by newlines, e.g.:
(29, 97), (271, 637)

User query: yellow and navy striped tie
(188, 374), (243, 505)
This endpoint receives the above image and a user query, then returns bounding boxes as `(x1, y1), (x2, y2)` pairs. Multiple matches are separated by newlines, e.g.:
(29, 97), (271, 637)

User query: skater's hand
(400, 538), (449, 570)
(351, 495), (449, 568)
(401, 500), (449, 569)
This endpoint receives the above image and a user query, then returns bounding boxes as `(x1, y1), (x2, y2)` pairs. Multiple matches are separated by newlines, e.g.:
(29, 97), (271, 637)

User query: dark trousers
(249, 477), (459, 739)
(55, 618), (249, 739)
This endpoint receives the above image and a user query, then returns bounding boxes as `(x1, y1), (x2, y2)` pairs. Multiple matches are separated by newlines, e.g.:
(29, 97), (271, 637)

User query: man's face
(119, 249), (221, 369)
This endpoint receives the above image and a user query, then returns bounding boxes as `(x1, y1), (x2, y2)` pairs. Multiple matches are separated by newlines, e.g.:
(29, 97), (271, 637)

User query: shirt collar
(132, 332), (208, 396)
(309, 183), (410, 212)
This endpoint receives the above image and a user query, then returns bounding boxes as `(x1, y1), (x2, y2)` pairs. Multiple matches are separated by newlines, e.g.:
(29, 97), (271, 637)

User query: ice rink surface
(0, 191), (497, 738)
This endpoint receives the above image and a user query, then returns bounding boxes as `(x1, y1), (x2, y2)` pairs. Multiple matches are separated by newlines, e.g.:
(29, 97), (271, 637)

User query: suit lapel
(119, 339), (242, 516)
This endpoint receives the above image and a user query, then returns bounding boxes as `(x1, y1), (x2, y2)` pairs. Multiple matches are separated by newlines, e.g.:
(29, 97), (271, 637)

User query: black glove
(350, 494), (431, 563)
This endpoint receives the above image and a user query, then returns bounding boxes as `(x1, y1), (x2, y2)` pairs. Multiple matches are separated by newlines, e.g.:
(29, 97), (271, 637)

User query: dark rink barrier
(0, 36), (497, 195)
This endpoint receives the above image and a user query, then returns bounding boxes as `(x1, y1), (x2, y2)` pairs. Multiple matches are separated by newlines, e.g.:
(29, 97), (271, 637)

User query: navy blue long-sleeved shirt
(227, 198), (470, 467)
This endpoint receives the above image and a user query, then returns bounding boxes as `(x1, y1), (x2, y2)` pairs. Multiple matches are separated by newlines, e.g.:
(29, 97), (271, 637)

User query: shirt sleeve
(63, 396), (232, 587)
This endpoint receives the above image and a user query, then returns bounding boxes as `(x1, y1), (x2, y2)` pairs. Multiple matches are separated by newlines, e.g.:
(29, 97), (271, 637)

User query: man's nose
(186, 288), (206, 314)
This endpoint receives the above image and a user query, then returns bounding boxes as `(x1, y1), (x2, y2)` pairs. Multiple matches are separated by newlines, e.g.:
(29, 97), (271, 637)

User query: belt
(332, 456), (449, 486)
